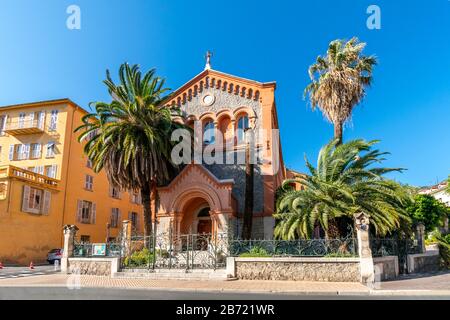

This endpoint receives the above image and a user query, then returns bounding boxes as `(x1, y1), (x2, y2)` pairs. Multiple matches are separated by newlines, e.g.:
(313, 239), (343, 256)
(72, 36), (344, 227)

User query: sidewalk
(1, 273), (450, 297)
(0, 274), (369, 294)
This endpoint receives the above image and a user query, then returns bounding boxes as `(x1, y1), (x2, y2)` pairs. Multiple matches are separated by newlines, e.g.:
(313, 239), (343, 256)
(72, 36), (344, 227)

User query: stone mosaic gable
(171, 72), (265, 215)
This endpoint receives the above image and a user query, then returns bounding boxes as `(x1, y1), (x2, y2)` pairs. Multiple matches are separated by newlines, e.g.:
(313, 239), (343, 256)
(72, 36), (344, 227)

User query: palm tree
(274, 139), (411, 240)
(75, 63), (184, 243)
(304, 37), (377, 144)
(242, 128), (254, 240)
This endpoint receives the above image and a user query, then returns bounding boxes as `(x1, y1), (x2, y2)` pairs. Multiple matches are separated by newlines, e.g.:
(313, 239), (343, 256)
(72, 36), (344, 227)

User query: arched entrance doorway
(196, 207), (212, 234)
(179, 197), (213, 235)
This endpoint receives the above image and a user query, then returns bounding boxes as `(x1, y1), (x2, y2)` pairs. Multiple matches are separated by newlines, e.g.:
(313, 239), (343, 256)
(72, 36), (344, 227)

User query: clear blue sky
(0, 0), (449, 187)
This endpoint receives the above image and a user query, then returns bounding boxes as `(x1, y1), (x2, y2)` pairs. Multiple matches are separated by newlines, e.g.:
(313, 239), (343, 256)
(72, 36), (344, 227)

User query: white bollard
(54, 259), (60, 271)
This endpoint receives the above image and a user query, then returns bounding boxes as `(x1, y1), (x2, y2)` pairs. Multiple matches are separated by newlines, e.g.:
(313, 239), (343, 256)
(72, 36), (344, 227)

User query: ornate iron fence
(228, 238), (358, 257)
(71, 234), (359, 270)
(370, 238), (420, 257)
(122, 232), (228, 270)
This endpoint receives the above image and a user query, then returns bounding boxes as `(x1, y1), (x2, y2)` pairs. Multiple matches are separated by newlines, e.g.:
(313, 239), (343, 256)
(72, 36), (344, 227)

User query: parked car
(47, 248), (63, 264)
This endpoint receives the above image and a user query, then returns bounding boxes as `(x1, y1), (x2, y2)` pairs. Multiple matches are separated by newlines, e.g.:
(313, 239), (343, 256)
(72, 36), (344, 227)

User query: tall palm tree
(304, 37), (377, 144)
(274, 139), (411, 240)
(75, 63), (184, 243)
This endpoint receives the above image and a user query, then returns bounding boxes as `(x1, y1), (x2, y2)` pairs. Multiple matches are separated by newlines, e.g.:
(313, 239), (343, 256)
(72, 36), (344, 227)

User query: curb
(2, 284), (450, 297)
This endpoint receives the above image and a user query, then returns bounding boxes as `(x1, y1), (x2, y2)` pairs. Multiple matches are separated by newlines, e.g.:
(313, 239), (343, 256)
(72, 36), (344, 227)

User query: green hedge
(239, 246), (270, 258)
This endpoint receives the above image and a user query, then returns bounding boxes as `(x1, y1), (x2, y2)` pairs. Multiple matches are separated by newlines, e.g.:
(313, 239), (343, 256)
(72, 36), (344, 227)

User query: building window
(9, 144), (30, 161)
(36, 166), (44, 175)
(37, 111), (45, 129)
(30, 143), (42, 159)
(203, 120), (215, 144)
(237, 115), (249, 143)
(77, 200), (96, 224)
(28, 188), (41, 212)
(27, 112), (35, 127)
(80, 235), (90, 243)
(0, 115), (7, 135)
(0, 183), (7, 199)
(85, 175), (94, 191)
(9, 145), (15, 160)
(46, 141), (55, 158)
(110, 185), (121, 199)
(110, 208), (120, 228)
(130, 212), (138, 229)
(44, 165), (57, 179)
(21, 185), (51, 215)
(18, 113), (26, 128)
(49, 110), (58, 131)
(86, 158), (93, 168)
(130, 191), (141, 204)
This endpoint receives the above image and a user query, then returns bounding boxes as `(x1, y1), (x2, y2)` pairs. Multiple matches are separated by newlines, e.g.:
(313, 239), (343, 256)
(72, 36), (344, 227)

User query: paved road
(0, 287), (449, 300)
(1, 270), (450, 300)
(0, 265), (58, 280)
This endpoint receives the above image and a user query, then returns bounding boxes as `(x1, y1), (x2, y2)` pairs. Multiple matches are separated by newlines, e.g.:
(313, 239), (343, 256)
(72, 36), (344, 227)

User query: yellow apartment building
(0, 98), (143, 265)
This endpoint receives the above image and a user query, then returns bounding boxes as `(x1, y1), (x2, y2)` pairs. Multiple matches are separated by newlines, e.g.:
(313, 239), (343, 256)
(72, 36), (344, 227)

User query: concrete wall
(373, 256), (399, 281)
(407, 251), (440, 273)
(227, 257), (361, 282)
(0, 179), (62, 264)
(66, 257), (120, 277)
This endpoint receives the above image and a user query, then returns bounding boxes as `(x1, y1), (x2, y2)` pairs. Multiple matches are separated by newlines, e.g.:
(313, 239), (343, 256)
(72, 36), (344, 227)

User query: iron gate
(371, 238), (421, 274)
(122, 232), (228, 270)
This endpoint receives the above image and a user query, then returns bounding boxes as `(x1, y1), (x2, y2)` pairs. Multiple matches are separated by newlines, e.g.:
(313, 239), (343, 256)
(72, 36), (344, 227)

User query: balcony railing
(3, 119), (45, 135)
(0, 165), (58, 189)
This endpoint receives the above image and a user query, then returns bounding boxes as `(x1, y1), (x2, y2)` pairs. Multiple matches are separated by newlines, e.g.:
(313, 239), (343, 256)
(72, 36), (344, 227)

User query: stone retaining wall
(407, 251), (440, 273)
(373, 256), (398, 281)
(65, 257), (120, 277)
(227, 257), (361, 282)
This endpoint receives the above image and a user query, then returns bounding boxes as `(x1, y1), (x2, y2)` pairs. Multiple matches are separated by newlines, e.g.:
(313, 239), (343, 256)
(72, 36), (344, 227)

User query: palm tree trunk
(334, 122), (343, 145)
(151, 180), (158, 236)
(152, 180), (158, 269)
(242, 140), (254, 240)
(141, 182), (152, 248)
(327, 218), (341, 239)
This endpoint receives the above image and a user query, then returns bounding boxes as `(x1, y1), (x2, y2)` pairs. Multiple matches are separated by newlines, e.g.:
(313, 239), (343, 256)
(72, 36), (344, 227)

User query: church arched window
(203, 120), (215, 144)
(236, 115), (249, 143)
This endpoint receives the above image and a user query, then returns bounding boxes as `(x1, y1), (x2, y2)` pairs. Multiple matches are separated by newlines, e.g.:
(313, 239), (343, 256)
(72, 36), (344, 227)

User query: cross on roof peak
(204, 50), (213, 70)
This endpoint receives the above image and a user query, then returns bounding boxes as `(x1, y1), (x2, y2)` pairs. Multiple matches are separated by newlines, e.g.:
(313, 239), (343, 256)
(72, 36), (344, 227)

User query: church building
(155, 56), (290, 239)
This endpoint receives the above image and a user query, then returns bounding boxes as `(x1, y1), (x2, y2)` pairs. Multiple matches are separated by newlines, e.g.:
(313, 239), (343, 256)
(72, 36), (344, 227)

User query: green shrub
(239, 246), (270, 257)
(407, 194), (450, 232)
(435, 233), (450, 269)
(324, 252), (357, 258)
(124, 248), (154, 267)
(155, 249), (169, 259)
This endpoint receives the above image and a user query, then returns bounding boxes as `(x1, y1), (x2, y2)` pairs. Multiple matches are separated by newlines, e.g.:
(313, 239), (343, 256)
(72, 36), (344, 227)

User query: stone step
(113, 269), (228, 280)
